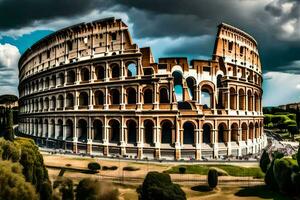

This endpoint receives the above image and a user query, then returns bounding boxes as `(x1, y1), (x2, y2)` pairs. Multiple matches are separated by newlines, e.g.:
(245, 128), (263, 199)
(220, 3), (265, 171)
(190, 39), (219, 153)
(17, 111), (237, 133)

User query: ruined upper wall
(212, 23), (262, 74)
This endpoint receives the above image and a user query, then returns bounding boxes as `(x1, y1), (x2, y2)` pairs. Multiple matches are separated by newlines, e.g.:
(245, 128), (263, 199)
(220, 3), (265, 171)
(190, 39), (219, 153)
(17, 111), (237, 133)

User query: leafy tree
(138, 171), (186, 200)
(76, 178), (118, 200)
(54, 177), (74, 200)
(40, 181), (53, 200)
(0, 160), (37, 200)
(260, 150), (270, 173)
(207, 168), (218, 189)
(0, 138), (20, 162)
(273, 158), (295, 193)
(87, 162), (101, 171)
(288, 125), (298, 141)
(264, 115), (272, 127)
(264, 159), (278, 190)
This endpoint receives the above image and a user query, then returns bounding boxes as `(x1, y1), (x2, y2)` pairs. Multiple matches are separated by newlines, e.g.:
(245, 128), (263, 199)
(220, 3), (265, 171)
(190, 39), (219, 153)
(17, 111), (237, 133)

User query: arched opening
(255, 122), (259, 138)
(94, 90), (104, 105)
(66, 119), (73, 140)
(186, 77), (197, 101)
(38, 119), (43, 137)
(254, 93), (259, 112)
(161, 120), (173, 144)
(230, 88), (236, 110)
(249, 123), (254, 139)
(78, 119), (87, 142)
(110, 89), (120, 105)
(217, 74), (223, 87)
(143, 89), (153, 104)
(93, 120), (103, 141)
(127, 120), (137, 144)
(231, 123), (238, 142)
(127, 88), (136, 104)
(127, 62), (137, 77)
(81, 68), (90, 81)
(45, 97), (49, 110)
(183, 122), (195, 144)
(159, 88), (169, 103)
(218, 123), (227, 143)
(66, 93), (74, 108)
(44, 119), (48, 138)
(201, 87), (212, 109)
(247, 90), (253, 111)
(144, 120), (154, 144)
(45, 77), (50, 88)
(58, 73), (65, 86)
(67, 70), (75, 84)
(172, 71), (183, 102)
(57, 119), (63, 139)
(95, 65), (105, 80)
(239, 89), (245, 110)
(50, 119), (55, 138)
(242, 123), (247, 141)
(111, 64), (120, 78)
(39, 98), (43, 111)
(109, 119), (120, 143)
(79, 92), (89, 106)
(51, 75), (56, 87)
(203, 123), (211, 144)
(51, 96), (56, 110)
(57, 95), (64, 109)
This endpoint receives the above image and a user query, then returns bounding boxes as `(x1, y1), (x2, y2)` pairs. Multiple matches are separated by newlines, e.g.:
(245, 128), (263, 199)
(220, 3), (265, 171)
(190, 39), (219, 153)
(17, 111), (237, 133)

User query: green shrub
(39, 181), (52, 200)
(260, 150), (270, 173)
(88, 162), (101, 171)
(273, 158), (295, 193)
(138, 171), (186, 200)
(179, 167), (186, 174)
(207, 168), (218, 189)
(123, 166), (140, 171)
(0, 138), (20, 162)
(53, 177), (74, 200)
(291, 172), (300, 194)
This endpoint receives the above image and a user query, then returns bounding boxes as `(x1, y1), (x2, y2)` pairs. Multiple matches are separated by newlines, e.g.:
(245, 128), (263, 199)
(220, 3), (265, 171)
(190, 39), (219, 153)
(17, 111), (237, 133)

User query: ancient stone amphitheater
(18, 17), (266, 160)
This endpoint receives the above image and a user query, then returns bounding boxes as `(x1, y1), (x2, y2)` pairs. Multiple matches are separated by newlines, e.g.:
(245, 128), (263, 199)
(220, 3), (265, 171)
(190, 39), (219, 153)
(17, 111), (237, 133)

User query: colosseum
(18, 17), (266, 160)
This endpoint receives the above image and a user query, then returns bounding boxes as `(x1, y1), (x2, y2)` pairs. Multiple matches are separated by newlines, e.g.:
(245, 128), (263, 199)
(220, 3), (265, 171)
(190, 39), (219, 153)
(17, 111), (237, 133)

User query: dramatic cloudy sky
(0, 0), (299, 106)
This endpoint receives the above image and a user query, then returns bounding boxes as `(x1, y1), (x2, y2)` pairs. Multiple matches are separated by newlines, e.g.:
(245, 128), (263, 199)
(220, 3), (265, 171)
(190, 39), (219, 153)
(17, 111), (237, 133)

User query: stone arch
(78, 119), (88, 142)
(39, 98), (44, 111)
(94, 90), (104, 105)
(203, 123), (212, 144)
(247, 90), (253, 111)
(79, 91), (89, 106)
(66, 93), (74, 108)
(218, 123), (227, 143)
(57, 119), (63, 139)
(159, 87), (169, 103)
(51, 74), (56, 87)
(57, 95), (64, 109)
(50, 119), (55, 138)
(93, 119), (103, 141)
(230, 87), (237, 110)
(66, 119), (73, 140)
(67, 70), (75, 84)
(186, 76), (197, 101)
(126, 61), (137, 77)
(144, 119), (154, 144)
(109, 119), (120, 143)
(44, 97), (49, 110)
(161, 120), (173, 144)
(38, 118), (43, 137)
(58, 72), (65, 86)
(110, 63), (120, 78)
(81, 67), (90, 81)
(44, 119), (48, 138)
(95, 65), (105, 80)
(172, 71), (183, 102)
(143, 88), (153, 104)
(183, 121), (195, 144)
(242, 122), (247, 141)
(110, 89), (120, 105)
(200, 84), (213, 109)
(51, 96), (56, 110)
(127, 87), (136, 104)
(254, 92), (259, 112)
(231, 123), (239, 142)
(127, 120), (137, 144)
(34, 119), (38, 136)
(239, 88), (245, 110)
(249, 122), (254, 139)
(255, 122), (259, 138)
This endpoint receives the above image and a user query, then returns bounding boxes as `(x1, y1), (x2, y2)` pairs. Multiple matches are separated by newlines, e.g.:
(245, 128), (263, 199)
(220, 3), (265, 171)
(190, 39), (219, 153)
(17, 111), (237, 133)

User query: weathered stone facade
(18, 18), (266, 160)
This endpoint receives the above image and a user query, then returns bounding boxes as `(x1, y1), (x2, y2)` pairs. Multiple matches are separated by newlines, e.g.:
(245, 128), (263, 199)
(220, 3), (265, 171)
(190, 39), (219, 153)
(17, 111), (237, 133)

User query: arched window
(93, 120), (103, 141)
(57, 95), (64, 109)
(159, 88), (169, 103)
(58, 73), (65, 86)
(218, 123), (227, 143)
(67, 70), (75, 84)
(172, 71), (183, 102)
(127, 88), (136, 104)
(203, 123), (211, 144)
(127, 63), (137, 77)
(81, 68), (90, 81)
(57, 119), (63, 139)
(45, 97), (49, 110)
(111, 64), (120, 78)
(201, 88), (212, 109)
(95, 66), (105, 80)
(161, 120), (173, 144)
(249, 123), (254, 139)
(50, 119), (55, 138)
(44, 119), (48, 138)
(79, 92), (89, 106)
(183, 122), (195, 144)
(144, 89), (153, 104)
(247, 90), (253, 111)
(66, 119), (73, 140)
(110, 89), (120, 105)
(255, 122), (259, 138)
(254, 93), (259, 111)
(186, 77), (196, 100)
(217, 74), (223, 87)
(144, 120), (154, 144)
(242, 123), (247, 141)
(45, 77), (50, 88)
(51, 96), (56, 110)
(230, 88), (236, 110)
(231, 123), (238, 142)
(109, 119), (120, 143)
(51, 75), (56, 87)
(239, 89), (245, 110)
(94, 90), (104, 105)
(127, 120), (137, 144)
(78, 119), (88, 142)
(66, 93), (74, 108)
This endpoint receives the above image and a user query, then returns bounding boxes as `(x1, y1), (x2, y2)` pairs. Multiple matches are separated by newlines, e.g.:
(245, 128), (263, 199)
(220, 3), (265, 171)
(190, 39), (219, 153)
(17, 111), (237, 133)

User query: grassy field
(164, 164), (264, 178)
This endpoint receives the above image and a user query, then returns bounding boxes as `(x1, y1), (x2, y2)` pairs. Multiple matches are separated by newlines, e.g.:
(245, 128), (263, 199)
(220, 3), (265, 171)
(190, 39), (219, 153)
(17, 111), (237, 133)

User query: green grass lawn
(165, 164), (264, 178)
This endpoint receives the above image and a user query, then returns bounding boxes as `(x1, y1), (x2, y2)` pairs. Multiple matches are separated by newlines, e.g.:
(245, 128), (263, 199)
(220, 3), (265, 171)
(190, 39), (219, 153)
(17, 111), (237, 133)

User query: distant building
(18, 17), (266, 160)
(278, 103), (300, 110)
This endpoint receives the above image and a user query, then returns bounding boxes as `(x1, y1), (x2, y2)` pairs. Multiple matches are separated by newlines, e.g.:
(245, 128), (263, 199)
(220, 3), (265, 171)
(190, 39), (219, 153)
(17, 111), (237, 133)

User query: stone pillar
(87, 139), (92, 155)
(154, 124), (161, 159)
(196, 129), (202, 160)
(104, 87), (109, 110)
(154, 83), (159, 110)
(88, 89), (93, 110)
(175, 127), (182, 160)
(120, 86), (125, 110)
(120, 117), (126, 155)
(121, 60), (125, 80)
(73, 118), (78, 153)
(237, 128), (242, 156)
(137, 86), (142, 110)
(212, 129), (218, 158)
(90, 64), (94, 83)
(227, 129), (232, 156)
(74, 91), (78, 110)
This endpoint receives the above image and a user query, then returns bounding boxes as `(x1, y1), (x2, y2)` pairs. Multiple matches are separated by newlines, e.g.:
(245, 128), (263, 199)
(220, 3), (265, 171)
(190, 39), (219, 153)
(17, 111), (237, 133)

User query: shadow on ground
(191, 185), (213, 192)
(235, 185), (292, 200)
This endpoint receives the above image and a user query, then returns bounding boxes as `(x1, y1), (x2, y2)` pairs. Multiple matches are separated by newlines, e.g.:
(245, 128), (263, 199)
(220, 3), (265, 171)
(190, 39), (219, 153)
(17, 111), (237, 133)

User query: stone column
(212, 129), (218, 158)
(87, 117), (92, 154)
(120, 86), (125, 109)
(120, 117), (126, 155)
(154, 83), (159, 110)
(88, 89), (93, 110)
(227, 129), (232, 156)
(104, 87), (109, 110)
(74, 91), (78, 110)
(73, 118), (78, 154)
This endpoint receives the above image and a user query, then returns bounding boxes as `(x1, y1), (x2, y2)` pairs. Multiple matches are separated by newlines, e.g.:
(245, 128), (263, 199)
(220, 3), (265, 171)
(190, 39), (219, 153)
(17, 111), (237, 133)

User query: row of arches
(19, 118), (263, 146)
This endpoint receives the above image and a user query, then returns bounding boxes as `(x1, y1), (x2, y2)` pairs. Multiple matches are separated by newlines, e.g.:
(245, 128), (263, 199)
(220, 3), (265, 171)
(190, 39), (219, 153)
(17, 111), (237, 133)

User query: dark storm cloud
(0, 0), (110, 30)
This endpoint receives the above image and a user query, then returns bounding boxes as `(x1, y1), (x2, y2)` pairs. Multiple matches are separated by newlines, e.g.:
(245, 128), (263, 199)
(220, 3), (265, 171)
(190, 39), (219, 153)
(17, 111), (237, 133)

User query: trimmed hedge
(88, 162), (101, 171)
(123, 166), (140, 171)
(102, 166), (118, 170)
